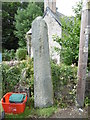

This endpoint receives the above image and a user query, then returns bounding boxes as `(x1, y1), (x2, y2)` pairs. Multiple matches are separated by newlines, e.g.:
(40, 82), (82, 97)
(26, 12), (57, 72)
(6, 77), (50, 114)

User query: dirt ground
(50, 106), (89, 119)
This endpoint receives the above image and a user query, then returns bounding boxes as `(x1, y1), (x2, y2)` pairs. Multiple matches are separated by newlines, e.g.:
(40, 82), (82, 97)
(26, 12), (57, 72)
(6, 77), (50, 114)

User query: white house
(43, 0), (62, 64)
(27, 0), (62, 64)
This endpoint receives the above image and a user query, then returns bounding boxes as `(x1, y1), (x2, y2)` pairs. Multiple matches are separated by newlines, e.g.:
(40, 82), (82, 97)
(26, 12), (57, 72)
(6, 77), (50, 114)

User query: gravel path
(51, 106), (89, 118)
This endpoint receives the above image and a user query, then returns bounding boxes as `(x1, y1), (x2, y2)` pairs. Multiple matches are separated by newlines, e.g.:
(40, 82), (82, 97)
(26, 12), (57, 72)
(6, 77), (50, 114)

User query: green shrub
(16, 48), (27, 60)
(10, 49), (15, 60)
(1, 58), (77, 107)
(2, 49), (15, 61)
(84, 97), (90, 107)
(1, 63), (21, 95)
(35, 106), (57, 118)
(1, 58), (34, 96)
(19, 57), (34, 96)
(51, 61), (77, 106)
(2, 49), (10, 61)
(14, 2), (43, 47)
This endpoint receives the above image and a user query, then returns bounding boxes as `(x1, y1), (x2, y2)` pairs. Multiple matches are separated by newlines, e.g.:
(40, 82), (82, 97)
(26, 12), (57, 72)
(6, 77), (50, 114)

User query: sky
(56, 0), (81, 16)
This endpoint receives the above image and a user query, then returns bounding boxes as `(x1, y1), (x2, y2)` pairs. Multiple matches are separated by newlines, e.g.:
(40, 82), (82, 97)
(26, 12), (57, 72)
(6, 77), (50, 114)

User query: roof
(26, 28), (32, 35)
(43, 7), (62, 26)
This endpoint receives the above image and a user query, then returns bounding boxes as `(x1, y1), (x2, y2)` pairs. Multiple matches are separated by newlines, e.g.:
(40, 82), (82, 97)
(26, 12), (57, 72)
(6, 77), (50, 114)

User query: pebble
(79, 108), (83, 112)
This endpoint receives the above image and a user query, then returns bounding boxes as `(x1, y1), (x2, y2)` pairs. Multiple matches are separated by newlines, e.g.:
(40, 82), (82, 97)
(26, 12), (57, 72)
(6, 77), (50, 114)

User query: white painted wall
(44, 12), (62, 64)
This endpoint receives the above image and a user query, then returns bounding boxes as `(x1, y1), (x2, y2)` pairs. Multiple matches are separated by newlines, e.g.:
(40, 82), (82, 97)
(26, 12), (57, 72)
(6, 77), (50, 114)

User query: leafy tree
(35, 1), (44, 13)
(72, 1), (83, 20)
(54, 17), (80, 65)
(54, 1), (90, 69)
(14, 2), (43, 47)
(53, 1), (82, 65)
(2, 2), (28, 51)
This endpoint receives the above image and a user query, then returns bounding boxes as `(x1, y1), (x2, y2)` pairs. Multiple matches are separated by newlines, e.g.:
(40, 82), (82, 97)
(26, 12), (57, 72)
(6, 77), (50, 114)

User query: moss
(35, 106), (57, 118)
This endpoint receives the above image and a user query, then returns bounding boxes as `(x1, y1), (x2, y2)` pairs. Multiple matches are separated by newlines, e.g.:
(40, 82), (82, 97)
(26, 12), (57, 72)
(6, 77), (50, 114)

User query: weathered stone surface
(31, 16), (53, 108)
(85, 72), (90, 97)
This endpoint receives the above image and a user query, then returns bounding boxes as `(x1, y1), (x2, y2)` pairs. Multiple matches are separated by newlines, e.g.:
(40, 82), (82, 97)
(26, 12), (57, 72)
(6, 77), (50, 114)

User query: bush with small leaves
(2, 49), (15, 61)
(1, 63), (21, 95)
(1, 58), (34, 97)
(16, 48), (27, 60)
(51, 61), (77, 106)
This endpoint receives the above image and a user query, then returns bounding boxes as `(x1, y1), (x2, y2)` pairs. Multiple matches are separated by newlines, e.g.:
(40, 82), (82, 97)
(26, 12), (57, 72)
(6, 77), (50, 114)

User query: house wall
(44, 0), (56, 13)
(43, 12), (62, 64)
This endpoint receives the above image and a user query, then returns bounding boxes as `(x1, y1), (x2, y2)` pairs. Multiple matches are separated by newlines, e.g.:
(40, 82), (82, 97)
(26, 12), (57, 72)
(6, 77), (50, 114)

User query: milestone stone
(31, 16), (53, 108)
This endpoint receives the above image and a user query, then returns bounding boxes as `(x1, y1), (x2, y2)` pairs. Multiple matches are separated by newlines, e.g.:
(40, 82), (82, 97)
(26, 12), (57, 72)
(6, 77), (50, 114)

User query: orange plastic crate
(1, 92), (27, 114)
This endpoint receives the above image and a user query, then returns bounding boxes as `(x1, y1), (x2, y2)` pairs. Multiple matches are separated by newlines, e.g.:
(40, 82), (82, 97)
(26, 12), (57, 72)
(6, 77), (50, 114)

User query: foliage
(1, 58), (34, 96)
(53, 1), (82, 65)
(51, 61), (77, 106)
(2, 2), (44, 50)
(53, 17), (80, 65)
(1, 57), (77, 105)
(16, 48), (27, 60)
(14, 2), (43, 47)
(2, 50), (11, 61)
(72, 1), (83, 20)
(2, 2), (28, 50)
(55, 1), (90, 68)
(1, 58), (78, 107)
(84, 97), (90, 107)
(35, 106), (57, 118)
(1, 63), (20, 95)
(2, 49), (15, 61)
(73, 1), (90, 70)
(35, 1), (44, 13)
(19, 57), (34, 96)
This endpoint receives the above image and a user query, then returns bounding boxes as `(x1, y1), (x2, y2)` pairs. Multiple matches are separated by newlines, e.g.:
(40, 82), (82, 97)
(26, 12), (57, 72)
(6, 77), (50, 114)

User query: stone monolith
(31, 16), (53, 108)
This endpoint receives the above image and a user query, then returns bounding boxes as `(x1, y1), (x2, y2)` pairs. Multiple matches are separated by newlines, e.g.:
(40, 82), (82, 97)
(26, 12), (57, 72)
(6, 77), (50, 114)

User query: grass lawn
(5, 105), (57, 118)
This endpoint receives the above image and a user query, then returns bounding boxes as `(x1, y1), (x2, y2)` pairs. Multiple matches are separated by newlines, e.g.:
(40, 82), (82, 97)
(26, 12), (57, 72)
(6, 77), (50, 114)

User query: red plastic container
(1, 92), (27, 114)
